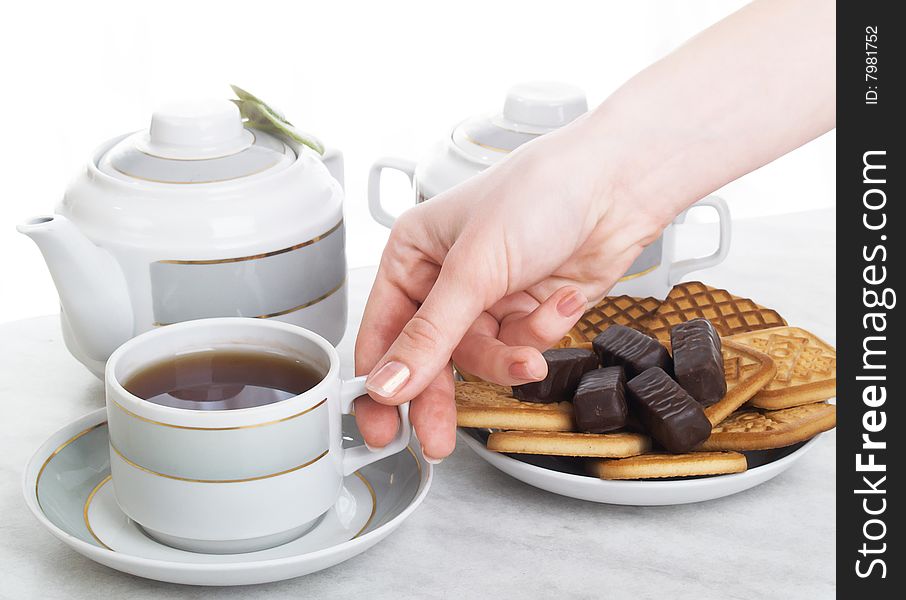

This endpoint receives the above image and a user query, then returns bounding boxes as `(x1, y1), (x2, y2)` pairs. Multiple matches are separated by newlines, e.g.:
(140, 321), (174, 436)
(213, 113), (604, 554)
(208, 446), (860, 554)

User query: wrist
(565, 104), (672, 245)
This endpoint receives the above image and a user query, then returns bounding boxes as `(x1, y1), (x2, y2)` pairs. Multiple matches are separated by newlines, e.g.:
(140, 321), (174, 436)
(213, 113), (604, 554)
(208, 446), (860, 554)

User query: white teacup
(104, 318), (410, 554)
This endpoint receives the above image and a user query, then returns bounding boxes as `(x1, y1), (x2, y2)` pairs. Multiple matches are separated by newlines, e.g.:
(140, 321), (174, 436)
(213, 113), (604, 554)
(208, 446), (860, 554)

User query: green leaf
(230, 85), (323, 154)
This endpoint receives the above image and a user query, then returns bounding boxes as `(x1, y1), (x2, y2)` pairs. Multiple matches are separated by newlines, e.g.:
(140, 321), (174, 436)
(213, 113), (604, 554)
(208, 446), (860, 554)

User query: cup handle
(368, 157), (417, 229)
(667, 195), (732, 285)
(338, 376), (412, 476)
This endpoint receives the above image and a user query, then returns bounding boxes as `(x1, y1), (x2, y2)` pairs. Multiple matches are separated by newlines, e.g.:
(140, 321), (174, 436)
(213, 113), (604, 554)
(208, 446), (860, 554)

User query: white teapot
(19, 99), (348, 377)
(368, 82), (731, 299)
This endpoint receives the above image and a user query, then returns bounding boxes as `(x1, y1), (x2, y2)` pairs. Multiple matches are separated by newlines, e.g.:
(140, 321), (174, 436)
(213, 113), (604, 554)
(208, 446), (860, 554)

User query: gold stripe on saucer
(109, 397), (327, 431)
(617, 263), (658, 282)
(83, 475), (113, 551)
(406, 445), (423, 476)
(109, 443), (329, 483)
(35, 422), (107, 513)
(157, 220), (343, 265)
(352, 472), (377, 539)
(351, 446), (422, 539)
(152, 276), (345, 326)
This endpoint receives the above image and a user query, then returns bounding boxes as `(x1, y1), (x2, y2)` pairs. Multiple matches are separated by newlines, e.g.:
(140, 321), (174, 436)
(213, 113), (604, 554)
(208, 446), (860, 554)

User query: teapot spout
(18, 215), (133, 363)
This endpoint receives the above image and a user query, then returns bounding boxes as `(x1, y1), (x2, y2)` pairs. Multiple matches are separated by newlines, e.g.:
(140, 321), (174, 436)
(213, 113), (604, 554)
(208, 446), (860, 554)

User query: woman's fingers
(364, 241), (493, 406)
(353, 395), (401, 448)
(408, 366), (457, 462)
(354, 264), (423, 449)
(498, 286), (587, 349)
(452, 312), (548, 385)
(355, 265), (423, 377)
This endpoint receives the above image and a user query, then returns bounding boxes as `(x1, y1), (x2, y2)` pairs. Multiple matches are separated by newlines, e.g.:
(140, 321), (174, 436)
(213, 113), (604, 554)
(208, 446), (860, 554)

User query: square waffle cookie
(641, 282), (787, 343)
(558, 295), (661, 347)
(728, 326), (836, 409)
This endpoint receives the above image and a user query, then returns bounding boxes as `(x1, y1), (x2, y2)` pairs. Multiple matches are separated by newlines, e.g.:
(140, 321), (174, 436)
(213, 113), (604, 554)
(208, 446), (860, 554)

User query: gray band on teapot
(150, 221), (346, 325)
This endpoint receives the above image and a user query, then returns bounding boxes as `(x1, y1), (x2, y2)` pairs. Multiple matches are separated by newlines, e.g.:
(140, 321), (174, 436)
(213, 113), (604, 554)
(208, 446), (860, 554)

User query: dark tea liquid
(123, 349), (324, 410)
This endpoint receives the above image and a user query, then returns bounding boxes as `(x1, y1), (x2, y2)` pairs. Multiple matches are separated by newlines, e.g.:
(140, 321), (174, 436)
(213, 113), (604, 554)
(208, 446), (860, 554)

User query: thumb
(365, 244), (494, 405)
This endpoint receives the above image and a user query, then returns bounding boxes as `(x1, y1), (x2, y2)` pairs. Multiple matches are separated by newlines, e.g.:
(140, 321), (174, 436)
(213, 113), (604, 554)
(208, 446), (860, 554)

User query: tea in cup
(104, 318), (410, 554)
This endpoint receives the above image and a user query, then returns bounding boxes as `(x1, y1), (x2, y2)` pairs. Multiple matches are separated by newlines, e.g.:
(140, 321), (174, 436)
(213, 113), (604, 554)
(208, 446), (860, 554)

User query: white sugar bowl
(368, 82), (731, 298)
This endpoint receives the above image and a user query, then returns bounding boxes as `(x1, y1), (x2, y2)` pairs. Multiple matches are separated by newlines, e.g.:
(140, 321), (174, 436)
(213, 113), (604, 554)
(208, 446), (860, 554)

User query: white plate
(24, 408), (432, 586)
(459, 427), (820, 506)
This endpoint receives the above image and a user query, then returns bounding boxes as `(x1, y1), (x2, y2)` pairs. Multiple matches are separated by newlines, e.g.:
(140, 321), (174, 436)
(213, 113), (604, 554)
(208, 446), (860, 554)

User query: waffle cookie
(641, 282), (787, 343)
(728, 327), (836, 409)
(559, 295), (661, 347)
(587, 451), (747, 480)
(698, 403), (837, 451)
(455, 381), (575, 431)
(487, 429), (651, 458)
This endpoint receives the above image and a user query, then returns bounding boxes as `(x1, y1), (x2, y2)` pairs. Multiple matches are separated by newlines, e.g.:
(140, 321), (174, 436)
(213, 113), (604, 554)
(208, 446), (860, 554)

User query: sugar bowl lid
(452, 82), (588, 163)
(97, 99), (296, 184)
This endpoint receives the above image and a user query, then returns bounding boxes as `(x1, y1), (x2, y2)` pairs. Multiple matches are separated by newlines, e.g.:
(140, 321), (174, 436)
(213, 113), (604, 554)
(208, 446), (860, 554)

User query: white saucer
(459, 427), (820, 506)
(24, 408), (432, 586)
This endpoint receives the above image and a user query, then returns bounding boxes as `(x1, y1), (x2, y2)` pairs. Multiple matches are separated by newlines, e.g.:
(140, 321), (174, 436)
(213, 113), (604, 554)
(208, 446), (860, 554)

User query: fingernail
(509, 361), (542, 381)
(422, 450), (444, 465)
(364, 442), (384, 452)
(366, 361), (410, 398)
(557, 291), (586, 317)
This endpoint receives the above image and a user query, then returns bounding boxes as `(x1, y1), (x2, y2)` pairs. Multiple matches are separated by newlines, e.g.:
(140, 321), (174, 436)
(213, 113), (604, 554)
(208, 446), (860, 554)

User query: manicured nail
(422, 450), (443, 465)
(509, 361), (542, 381)
(557, 291), (586, 317)
(366, 361), (410, 398)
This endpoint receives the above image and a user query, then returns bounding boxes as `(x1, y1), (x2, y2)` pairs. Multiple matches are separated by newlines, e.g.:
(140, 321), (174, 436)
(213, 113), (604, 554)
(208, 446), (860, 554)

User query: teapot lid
(97, 99), (296, 184)
(451, 82), (588, 163)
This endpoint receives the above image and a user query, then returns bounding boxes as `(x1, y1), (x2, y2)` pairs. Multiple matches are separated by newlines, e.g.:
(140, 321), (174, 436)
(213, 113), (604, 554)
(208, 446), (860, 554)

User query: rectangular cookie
(727, 326), (836, 409)
(487, 430), (651, 458)
(587, 451), (747, 480)
(455, 381), (575, 431)
(698, 403), (837, 451)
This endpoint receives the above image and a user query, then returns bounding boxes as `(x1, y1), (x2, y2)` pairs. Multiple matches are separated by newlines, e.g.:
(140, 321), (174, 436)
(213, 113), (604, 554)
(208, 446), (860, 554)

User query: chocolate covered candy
(626, 367), (711, 453)
(512, 349), (598, 404)
(593, 324), (673, 378)
(670, 318), (727, 407)
(573, 367), (628, 433)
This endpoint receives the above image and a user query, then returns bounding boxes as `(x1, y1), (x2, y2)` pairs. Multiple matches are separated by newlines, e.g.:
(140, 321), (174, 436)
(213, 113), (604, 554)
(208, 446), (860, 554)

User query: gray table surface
(0, 209), (835, 599)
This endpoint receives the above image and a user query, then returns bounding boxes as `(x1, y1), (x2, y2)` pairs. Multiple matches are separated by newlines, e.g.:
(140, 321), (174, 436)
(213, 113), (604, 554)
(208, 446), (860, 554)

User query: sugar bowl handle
(368, 157), (417, 228)
(668, 195), (732, 285)
(338, 376), (411, 476)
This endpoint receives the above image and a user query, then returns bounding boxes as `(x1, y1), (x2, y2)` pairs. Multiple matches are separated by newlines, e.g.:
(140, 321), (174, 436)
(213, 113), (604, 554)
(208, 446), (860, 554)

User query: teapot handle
(368, 157), (417, 229)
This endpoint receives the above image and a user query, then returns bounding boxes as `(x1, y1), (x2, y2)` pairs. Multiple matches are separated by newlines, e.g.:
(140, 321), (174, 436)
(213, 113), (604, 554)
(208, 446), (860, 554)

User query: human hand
(354, 115), (663, 462)
(355, 0), (834, 462)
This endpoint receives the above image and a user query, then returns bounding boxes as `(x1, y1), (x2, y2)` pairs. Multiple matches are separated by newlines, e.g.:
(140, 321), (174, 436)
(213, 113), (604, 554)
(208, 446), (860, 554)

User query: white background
(0, 0), (835, 324)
